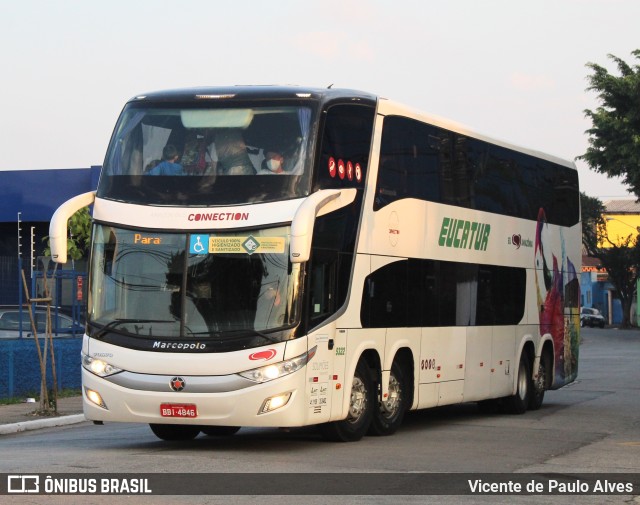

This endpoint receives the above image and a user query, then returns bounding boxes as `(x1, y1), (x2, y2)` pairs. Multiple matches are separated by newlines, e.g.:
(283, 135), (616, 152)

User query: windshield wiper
(250, 329), (281, 344)
(192, 328), (282, 344)
(90, 319), (175, 339)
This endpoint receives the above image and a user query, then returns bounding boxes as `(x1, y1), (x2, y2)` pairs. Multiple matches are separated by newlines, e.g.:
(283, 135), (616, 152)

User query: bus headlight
(82, 353), (123, 377)
(259, 392), (292, 414)
(84, 387), (108, 409)
(239, 346), (317, 383)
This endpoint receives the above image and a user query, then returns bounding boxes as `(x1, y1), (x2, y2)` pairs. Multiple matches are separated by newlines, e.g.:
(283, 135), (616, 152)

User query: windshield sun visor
(181, 109), (254, 129)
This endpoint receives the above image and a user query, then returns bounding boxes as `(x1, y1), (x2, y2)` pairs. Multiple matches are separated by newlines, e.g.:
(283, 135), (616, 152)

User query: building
(581, 199), (640, 326)
(580, 254), (622, 325)
(0, 167), (100, 304)
(601, 199), (640, 244)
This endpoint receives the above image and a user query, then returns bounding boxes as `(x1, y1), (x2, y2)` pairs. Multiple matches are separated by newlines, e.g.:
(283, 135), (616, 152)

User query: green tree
(43, 206), (92, 261)
(580, 192), (606, 256)
(578, 50), (640, 197)
(597, 237), (640, 328)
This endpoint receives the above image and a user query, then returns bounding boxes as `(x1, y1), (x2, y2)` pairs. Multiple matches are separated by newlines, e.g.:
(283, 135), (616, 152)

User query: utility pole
(17, 212), (23, 338)
(31, 226), (35, 279)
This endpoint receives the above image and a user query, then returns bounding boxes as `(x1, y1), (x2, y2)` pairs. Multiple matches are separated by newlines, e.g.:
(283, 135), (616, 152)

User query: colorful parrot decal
(535, 208), (579, 387)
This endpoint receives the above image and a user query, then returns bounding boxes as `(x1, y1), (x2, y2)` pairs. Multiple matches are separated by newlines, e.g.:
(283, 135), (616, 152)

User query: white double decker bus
(51, 86), (581, 441)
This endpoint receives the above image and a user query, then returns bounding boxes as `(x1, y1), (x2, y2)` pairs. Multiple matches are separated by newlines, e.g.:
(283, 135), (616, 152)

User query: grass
(0, 388), (81, 406)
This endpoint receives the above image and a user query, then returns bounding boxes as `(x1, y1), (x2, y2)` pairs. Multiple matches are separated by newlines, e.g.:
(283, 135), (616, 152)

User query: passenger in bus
(145, 145), (184, 176)
(145, 159), (161, 172)
(181, 131), (212, 175)
(214, 129), (256, 175)
(259, 151), (286, 174)
(257, 139), (303, 175)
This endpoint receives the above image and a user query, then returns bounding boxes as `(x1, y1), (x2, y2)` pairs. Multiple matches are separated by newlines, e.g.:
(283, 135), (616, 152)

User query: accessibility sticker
(190, 235), (209, 255)
(208, 236), (286, 255)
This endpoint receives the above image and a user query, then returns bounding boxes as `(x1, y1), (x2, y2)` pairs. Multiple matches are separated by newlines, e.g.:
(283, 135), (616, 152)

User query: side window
(551, 164), (580, 227)
(473, 145), (518, 216)
(360, 260), (408, 328)
(307, 206), (358, 329)
(307, 103), (374, 330)
(360, 259), (526, 328)
(375, 116), (445, 210)
(314, 103), (375, 191)
(374, 116), (579, 226)
(476, 265), (526, 325)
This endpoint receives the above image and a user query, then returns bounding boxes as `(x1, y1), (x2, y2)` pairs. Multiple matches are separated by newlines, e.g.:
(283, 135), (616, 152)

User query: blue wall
(0, 166), (99, 305)
(0, 337), (82, 399)
(580, 271), (623, 325)
(0, 166), (101, 222)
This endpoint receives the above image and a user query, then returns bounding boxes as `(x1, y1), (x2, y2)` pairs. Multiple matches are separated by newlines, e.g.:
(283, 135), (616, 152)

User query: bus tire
(149, 424), (200, 441)
(504, 353), (531, 415)
(200, 426), (241, 437)
(319, 359), (374, 442)
(368, 360), (408, 436)
(529, 352), (551, 411)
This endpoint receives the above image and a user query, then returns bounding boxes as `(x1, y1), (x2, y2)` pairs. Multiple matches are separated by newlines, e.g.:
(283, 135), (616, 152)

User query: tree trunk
(620, 297), (633, 328)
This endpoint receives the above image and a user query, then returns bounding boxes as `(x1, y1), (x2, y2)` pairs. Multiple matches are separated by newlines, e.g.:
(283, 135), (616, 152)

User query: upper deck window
(98, 103), (316, 206)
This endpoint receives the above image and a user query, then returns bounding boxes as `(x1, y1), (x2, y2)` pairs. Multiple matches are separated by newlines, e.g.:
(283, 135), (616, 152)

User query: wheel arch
(514, 337), (536, 396)
(532, 334), (555, 388)
(391, 347), (415, 410)
(338, 347), (381, 419)
(538, 338), (555, 389)
(359, 348), (382, 381)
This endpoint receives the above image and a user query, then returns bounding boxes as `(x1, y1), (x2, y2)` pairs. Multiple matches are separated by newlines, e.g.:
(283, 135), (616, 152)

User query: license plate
(160, 403), (198, 418)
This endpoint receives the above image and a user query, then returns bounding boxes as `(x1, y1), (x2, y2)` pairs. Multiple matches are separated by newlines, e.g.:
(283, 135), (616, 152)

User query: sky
(2, 0), (639, 201)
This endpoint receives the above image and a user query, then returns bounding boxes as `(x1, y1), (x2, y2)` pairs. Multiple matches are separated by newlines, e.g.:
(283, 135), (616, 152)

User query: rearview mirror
(50, 191), (96, 263)
(289, 189), (357, 263)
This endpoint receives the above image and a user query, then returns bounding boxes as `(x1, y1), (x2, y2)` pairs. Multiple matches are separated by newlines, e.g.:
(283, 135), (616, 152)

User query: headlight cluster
(82, 353), (123, 377)
(239, 346), (317, 383)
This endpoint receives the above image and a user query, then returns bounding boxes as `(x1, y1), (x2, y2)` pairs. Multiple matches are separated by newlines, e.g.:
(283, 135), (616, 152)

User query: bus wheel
(529, 352), (550, 411)
(504, 354), (531, 415)
(149, 424), (200, 441)
(319, 360), (374, 442)
(368, 361), (408, 436)
(200, 426), (241, 437)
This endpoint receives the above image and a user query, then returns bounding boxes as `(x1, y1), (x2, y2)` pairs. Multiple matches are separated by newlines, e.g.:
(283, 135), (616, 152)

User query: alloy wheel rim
(347, 376), (367, 423)
(381, 374), (402, 418)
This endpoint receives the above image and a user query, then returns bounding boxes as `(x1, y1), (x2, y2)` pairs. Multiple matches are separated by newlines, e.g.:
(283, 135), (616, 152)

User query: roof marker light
(195, 94), (236, 99)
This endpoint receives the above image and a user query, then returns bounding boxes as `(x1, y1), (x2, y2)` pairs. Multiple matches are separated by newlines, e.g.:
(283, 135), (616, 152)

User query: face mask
(266, 158), (282, 173)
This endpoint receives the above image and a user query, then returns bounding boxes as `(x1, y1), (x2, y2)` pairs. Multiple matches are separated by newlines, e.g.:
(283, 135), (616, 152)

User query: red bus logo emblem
(170, 377), (186, 392)
(249, 349), (277, 361)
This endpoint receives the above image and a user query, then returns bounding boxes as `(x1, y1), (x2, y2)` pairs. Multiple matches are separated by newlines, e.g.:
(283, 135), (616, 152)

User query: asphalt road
(1, 327), (638, 505)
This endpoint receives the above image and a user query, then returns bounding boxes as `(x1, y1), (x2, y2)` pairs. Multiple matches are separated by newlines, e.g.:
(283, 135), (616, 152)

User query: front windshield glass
(98, 103), (315, 205)
(89, 224), (300, 343)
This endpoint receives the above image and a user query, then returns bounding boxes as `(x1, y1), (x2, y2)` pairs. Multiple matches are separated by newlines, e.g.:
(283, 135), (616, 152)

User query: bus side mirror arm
(49, 191), (96, 264)
(290, 188), (357, 263)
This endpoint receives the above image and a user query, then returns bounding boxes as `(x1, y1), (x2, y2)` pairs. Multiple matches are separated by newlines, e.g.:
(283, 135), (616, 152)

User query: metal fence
(0, 338), (82, 399)
(0, 262), (86, 399)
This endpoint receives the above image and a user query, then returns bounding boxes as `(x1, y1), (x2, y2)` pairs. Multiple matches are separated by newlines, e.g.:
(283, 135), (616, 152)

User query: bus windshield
(98, 102), (315, 205)
(89, 224), (301, 346)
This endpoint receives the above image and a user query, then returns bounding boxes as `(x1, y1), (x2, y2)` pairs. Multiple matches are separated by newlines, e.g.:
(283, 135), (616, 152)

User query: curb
(0, 414), (86, 436)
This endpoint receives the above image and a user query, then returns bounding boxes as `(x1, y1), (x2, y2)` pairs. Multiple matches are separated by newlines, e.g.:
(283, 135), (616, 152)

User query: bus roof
(127, 85), (575, 170)
(127, 85), (378, 105)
